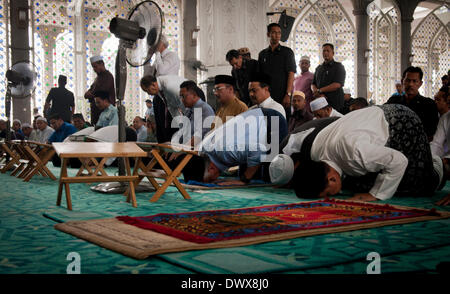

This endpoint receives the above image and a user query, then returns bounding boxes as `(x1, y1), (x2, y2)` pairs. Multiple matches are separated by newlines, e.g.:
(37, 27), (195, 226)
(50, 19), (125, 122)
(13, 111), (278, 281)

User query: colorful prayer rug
(116, 199), (443, 244)
(54, 199), (450, 260)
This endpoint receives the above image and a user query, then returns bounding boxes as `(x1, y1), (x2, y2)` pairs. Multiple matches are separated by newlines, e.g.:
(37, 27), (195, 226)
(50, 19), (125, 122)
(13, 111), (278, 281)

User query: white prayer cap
(269, 154), (295, 185)
(36, 117), (48, 123)
(343, 88), (351, 95)
(22, 123), (32, 129)
(300, 55), (310, 62)
(292, 91), (305, 99)
(310, 97), (329, 112)
(90, 55), (103, 63)
(13, 119), (21, 125)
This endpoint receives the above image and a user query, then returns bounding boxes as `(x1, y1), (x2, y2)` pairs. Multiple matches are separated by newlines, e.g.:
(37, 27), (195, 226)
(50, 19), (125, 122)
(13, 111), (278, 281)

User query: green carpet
(0, 164), (449, 274)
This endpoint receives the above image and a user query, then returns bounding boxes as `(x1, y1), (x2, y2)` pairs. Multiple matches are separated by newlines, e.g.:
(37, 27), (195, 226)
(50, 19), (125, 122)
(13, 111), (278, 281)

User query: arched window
(269, 0), (356, 97)
(30, 0), (181, 124)
(412, 5), (450, 97)
(368, 3), (401, 104)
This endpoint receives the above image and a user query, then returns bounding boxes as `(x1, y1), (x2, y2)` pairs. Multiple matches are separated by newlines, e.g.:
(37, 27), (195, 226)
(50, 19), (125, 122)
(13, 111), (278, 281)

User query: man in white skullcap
(35, 117), (55, 143)
(22, 123), (35, 140)
(293, 55), (314, 113)
(310, 97), (343, 119)
(269, 154), (295, 185)
(84, 55), (116, 125)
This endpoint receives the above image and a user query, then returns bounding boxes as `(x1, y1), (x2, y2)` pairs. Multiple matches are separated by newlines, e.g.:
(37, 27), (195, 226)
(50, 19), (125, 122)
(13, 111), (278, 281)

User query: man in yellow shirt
(211, 75), (248, 130)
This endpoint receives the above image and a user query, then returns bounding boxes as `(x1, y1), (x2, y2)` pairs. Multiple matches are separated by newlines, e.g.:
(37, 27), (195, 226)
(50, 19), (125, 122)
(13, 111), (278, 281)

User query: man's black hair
(72, 113), (85, 121)
(140, 75), (157, 88)
(350, 97), (369, 109)
(402, 66), (424, 81)
(226, 49), (240, 62)
(94, 91), (110, 101)
(48, 113), (63, 121)
(267, 23), (281, 33)
(292, 160), (330, 199)
(322, 43), (334, 51)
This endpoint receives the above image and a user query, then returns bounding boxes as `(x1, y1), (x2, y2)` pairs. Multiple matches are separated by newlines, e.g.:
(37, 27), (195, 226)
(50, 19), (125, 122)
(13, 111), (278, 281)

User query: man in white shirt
(431, 86), (450, 157)
(310, 97), (344, 119)
(153, 34), (180, 77)
(248, 73), (286, 119)
(272, 104), (442, 202)
(132, 116), (148, 142)
(35, 117), (54, 143)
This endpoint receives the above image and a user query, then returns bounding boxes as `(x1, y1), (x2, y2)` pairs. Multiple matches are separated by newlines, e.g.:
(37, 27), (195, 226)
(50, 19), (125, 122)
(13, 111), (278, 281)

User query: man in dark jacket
(385, 66), (438, 141)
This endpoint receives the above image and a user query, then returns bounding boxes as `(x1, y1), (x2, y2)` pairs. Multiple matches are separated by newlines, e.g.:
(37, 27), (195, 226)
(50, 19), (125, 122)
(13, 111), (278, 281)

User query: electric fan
(90, 1), (163, 194)
(4, 61), (38, 141)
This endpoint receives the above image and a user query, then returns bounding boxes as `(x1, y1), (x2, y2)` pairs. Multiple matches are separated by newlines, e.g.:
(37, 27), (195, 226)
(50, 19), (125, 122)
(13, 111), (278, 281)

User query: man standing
(248, 73), (286, 119)
(293, 56), (314, 113)
(226, 49), (259, 106)
(84, 56), (116, 126)
(258, 23), (296, 110)
(312, 43), (346, 113)
(152, 34), (180, 77)
(140, 74), (186, 143)
(385, 66), (438, 141)
(95, 91), (119, 129)
(44, 75), (75, 123)
(211, 75), (248, 130)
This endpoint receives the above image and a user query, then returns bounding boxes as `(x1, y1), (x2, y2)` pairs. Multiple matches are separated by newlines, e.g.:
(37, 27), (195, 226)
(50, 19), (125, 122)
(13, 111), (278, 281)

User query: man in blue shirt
(95, 91), (118, 129)
(48, 113), (78, 167)
(48, 113), (77, 143)
(198, 107), (288, 185)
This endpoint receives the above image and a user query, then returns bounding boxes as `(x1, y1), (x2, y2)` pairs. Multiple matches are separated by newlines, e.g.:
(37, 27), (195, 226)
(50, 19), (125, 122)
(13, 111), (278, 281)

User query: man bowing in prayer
(84, 56), (116, 125)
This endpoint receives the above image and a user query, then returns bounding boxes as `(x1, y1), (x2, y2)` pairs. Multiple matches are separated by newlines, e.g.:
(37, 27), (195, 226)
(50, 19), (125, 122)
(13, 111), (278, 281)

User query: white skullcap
(269, 154), (295, 185)
(36, 117), (48, 123)
(90, 55), (103, 63)
(343, 88), (351, 95)
(292, 90), (305, 99)
(22, 123), (32, 128)
(13, 119), (21, 125)
(300, 55), (310, 62)
(310, 97), (329, 112)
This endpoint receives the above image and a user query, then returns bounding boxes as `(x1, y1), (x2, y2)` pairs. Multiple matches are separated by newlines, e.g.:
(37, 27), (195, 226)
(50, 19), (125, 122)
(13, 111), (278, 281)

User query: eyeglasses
(213, 86), (227, 93)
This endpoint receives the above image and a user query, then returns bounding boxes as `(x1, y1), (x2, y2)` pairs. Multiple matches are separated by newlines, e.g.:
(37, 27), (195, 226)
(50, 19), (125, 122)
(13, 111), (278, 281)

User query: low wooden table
(130, 142), (199, 202)
(15, 141), (56, 182)
(53, 142), (146, 210)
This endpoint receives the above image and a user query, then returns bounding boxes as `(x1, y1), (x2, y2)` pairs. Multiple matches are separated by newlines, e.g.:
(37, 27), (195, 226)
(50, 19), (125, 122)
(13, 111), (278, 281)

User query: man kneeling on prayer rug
(269, 104), (446, 202)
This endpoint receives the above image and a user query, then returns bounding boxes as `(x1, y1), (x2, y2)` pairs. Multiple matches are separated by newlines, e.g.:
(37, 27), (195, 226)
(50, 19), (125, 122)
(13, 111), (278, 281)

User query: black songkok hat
(214, 75), (236, 87)
(249, 72), (272, 86)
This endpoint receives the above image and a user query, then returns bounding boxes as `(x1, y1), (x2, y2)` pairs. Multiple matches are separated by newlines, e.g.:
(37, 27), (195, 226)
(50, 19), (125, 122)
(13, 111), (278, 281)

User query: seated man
(211, 75), (248, 130)
(310, 97), (344, 119)
(0, 119), (16, 140)
(48, 113), (78, 167)
(95, 91), (118, 129)
(198, 107), (288, 185)
(248, 73), (286, 119)
(178, 80), (215, 147)
(132, 116), (148, 142)
(72, 113), (91, 130)
(21, 123), (35, 140)
(288, 91), (313, 132)
(12, 119), (24, 140)
(272, 104), (443, 202)
(431, 86), (450, 158)
(35, 117), (55, 143)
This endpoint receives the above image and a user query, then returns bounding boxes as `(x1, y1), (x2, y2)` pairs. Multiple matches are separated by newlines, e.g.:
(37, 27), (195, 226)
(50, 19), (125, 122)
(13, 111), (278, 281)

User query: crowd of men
(2, 25), (450, 205)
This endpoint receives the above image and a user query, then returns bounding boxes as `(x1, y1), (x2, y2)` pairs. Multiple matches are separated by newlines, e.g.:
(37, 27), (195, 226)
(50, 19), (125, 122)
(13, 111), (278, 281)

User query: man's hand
(282, 94), (291, 108)
(436, 194), (450, 206)
(348, 193), (378, 202)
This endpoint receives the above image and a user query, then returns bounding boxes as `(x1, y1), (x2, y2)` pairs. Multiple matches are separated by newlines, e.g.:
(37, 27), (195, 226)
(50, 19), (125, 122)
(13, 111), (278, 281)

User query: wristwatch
(317, 89), (322, 94)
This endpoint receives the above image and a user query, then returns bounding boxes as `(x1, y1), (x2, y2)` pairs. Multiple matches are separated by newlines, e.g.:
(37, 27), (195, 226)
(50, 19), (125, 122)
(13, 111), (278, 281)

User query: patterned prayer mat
(54, 199), (450, 259)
